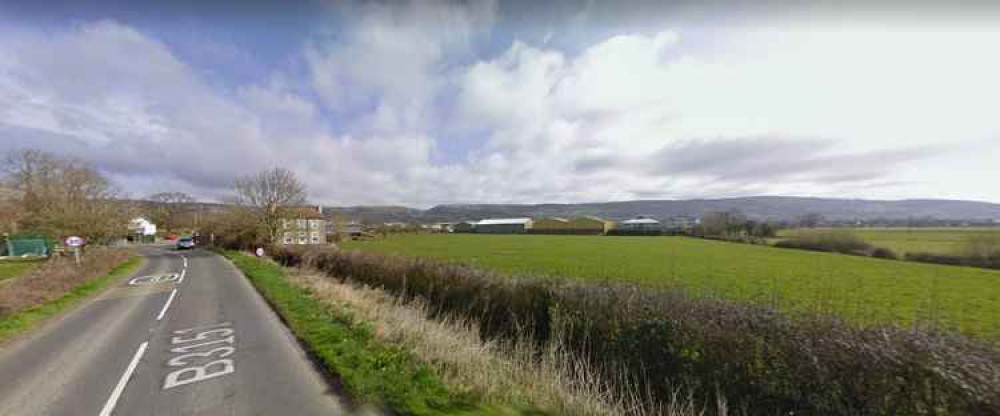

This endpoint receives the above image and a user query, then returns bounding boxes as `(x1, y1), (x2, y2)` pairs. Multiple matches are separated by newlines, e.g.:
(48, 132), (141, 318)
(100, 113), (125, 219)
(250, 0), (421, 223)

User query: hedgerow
(270, 246), (1000, 415)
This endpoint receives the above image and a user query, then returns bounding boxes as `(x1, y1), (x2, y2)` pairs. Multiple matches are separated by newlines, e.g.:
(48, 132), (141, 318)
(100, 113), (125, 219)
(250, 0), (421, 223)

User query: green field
(0, 259), (43, 281)
(343, 234), (1000, 338)
(777, 227), (1000, 255)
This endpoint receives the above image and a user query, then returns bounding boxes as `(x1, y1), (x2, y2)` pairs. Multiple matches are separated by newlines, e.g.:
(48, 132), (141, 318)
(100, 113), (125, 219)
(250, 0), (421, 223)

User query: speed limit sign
(65, 236), (86, 247)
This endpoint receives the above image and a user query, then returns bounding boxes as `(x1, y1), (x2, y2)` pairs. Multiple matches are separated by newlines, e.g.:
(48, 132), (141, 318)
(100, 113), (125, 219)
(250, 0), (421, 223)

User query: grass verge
(285, 269), (694, 416)
(0, 259), (44, 281)
(223, 250), (540, 416)
(0, 256), (143, 343)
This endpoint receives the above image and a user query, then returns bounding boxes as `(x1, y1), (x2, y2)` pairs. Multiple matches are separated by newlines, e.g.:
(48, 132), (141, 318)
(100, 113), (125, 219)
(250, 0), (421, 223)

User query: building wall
(281, 218), (328, 245)
(532, 218), (571, 231)
(475, 223), (527, 234)
(568, 217), (612, 233)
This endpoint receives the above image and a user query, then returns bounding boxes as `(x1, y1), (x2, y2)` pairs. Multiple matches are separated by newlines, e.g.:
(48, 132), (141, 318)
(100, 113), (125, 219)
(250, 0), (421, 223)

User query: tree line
(2, 148), (310, 248)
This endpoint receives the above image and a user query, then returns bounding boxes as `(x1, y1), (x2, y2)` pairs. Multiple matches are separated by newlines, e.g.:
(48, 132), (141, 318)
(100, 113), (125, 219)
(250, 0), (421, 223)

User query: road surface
(0, 247), (349, 415)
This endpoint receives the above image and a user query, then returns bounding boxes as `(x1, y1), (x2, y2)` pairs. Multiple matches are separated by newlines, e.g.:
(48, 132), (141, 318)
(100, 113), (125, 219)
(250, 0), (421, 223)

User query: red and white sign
(65, 236), (86, 247)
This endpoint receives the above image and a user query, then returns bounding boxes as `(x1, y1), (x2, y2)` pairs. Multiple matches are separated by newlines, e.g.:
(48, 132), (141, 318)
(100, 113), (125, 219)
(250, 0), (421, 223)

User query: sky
(1, 0), (999, 207)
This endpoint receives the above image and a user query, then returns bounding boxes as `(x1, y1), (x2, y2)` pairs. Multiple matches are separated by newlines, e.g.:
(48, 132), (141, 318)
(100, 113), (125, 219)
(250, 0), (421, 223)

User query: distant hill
(323, 197), (1000, 224)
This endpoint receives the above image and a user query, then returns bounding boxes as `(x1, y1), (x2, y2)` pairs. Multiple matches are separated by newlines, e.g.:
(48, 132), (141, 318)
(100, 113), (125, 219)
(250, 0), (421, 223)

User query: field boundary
(222, 250), (543, 416)
(0, 255), (144, 344)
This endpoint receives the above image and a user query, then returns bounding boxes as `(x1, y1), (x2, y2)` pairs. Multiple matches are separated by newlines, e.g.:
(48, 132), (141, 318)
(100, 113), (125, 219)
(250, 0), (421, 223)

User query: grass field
(777, 227), (1000, 255)
(342, 234), (1000, 338)
(0, 259), (44, 281)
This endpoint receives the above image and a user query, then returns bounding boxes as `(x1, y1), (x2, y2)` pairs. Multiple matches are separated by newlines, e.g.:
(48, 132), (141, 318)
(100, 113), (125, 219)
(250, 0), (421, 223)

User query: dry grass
(288, 269), (722, 416)
(0, 248), (135, 317)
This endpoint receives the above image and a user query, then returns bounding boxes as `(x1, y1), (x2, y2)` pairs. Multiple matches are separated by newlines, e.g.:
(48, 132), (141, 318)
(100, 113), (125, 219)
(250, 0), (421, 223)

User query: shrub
(775, 231), (872, 254)
(906, 252), (1000, 270)
(270, 246), (1000, 415)
(869, 246), (898, 260)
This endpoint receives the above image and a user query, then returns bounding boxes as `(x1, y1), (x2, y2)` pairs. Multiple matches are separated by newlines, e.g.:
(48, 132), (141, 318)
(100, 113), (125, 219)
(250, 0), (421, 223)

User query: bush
(774, 231), (871, 254)
(870, 246), (898, 260)
(906, 252), (1000, 270)
(270, 246), (1000, 415)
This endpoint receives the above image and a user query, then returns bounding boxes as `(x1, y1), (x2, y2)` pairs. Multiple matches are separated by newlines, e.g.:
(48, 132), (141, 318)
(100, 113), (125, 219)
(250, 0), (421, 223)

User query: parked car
(176, 237), (196, 250)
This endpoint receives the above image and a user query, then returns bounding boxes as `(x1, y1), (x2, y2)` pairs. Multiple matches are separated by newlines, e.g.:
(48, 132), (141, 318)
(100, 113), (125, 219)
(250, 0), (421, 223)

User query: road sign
(65, 236), (86, 247)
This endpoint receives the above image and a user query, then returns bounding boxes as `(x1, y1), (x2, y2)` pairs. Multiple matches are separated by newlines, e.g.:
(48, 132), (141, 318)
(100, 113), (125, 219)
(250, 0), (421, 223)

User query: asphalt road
(0, 247), (349, 415)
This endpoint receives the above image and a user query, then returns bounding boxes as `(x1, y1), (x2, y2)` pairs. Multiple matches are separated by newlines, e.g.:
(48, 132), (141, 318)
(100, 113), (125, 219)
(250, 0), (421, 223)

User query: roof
(476, 218), (532, 226)
(285, 207), (324, 219)
(622, 218), (660, 225)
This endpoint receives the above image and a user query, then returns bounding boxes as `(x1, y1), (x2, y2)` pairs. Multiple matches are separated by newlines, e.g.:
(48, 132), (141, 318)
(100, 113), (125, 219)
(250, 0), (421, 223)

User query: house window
(310, 232), (320, 243)
(283, 233), (293, 245)
(310, 219), (319, 229)
(298, 236), (308, 244)
(297, 219), (307, 228)
(282, 219), (290, 229)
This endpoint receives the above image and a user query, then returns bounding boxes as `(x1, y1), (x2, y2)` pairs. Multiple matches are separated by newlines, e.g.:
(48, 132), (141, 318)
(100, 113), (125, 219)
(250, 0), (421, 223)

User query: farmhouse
(281, 206), (327, 245)
(619, 217), (662, 232)
(475, 218), (533, 234)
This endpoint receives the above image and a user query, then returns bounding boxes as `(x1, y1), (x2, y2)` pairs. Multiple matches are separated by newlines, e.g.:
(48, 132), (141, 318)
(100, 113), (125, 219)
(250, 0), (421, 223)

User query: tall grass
(272, 246), (1000, 415)
(287, 270), (720, 415)
(0, 248), (135, 317)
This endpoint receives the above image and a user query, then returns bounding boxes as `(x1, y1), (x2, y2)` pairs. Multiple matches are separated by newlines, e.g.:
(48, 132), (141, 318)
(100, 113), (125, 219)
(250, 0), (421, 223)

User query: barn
(531, 217), (571, 232)
(453, 221), (477, 233)
(619, 217), (662, 232)
(532, 216), (613, 234)
(568, 216), (615, 234)
(475, 218), (533, 234)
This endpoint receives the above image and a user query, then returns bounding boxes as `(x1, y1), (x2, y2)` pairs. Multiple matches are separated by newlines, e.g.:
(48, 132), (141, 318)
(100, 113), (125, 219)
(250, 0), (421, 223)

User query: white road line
(182, 256), (188, 268)
(156, 289), (178, 321)
(177, 269), (186, 284)
(98, 341), (148, 416)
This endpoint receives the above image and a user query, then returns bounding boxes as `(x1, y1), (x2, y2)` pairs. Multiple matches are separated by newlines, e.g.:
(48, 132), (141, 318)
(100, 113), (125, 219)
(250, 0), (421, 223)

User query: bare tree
(146, 191), (195, 232)
(2, 149), (131, 243)
(232, 168), (307, 244)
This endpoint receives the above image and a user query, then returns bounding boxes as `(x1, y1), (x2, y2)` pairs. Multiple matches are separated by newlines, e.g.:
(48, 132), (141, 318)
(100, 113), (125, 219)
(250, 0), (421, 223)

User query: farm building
(619, 217), (662, 232)
(453, 221), (477, 233)
(569, 216), (615, 234)
(664, 216), (699, 231)
(475, 218), (533, 234)
(532, 216), (614, 234)
(532, 217), (571, 232)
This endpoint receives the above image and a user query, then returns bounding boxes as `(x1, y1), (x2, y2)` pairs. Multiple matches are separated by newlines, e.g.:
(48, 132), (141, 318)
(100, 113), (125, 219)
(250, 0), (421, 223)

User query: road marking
(129, 273), (180, 286)
(182, 256), (188, 268)
(163, 322), (236, 389)
(156, 289), (178, 321)
(177, 268), (186, 284)
(99, 341), (148, 416)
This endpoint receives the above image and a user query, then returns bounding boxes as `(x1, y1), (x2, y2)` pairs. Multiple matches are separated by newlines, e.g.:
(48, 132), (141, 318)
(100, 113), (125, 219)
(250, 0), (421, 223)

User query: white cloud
(0, 20), (445, 205)
(450, 25), (1000, 202)
(2, 10), (999, 206)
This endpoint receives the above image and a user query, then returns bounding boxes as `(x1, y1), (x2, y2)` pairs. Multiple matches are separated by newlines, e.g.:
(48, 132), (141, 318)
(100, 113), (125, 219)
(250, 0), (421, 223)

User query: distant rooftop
(622, 218), (660, 224)
(476, 218), (532, 225)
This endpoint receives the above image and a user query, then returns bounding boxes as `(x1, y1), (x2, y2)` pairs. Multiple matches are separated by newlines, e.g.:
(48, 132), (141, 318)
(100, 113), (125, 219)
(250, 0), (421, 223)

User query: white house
(129, 217), (158, 236)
